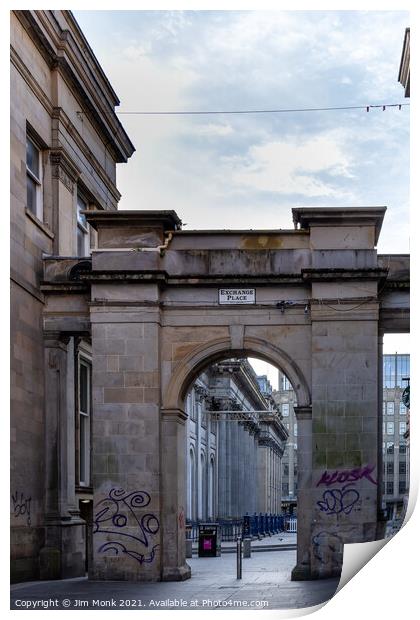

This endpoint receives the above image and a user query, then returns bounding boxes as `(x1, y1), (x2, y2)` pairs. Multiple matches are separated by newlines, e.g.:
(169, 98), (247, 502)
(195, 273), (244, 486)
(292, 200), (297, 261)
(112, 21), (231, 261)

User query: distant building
(398, 27), (410, 97)
(382, 354), (410, 521)
(272, 372), (298, 515)
(185, 360), (288, 521)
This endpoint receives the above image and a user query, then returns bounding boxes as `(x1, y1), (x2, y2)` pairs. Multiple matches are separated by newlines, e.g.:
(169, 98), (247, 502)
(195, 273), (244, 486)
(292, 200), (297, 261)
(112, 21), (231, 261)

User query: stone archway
(55, 206), (400, 584)
(163, 336), (311, 411)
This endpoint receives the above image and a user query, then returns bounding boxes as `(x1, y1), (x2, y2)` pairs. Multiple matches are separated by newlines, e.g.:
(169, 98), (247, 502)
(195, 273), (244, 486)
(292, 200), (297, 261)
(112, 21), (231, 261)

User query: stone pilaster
(291, 405), (312, 580)
(40, 333), (85, 579)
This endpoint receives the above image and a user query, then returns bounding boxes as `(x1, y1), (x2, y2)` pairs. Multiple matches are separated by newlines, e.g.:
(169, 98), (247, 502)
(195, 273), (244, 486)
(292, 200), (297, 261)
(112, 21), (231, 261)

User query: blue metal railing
(185, 513), (293, 541)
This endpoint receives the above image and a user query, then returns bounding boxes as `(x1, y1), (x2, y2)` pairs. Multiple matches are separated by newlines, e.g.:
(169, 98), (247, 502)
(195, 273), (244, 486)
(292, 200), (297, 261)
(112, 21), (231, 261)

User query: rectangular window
(386, 462), (394, 475)
(387, 422), (394, 435)
(282, 404), (289, 417)
(399, 480), (406, 494)
(382, 401), (386, 415)
(399, 422), (406, 435)
(282, 483), (288, 495)
(399, 443), (407, 454)
(77, 194), (90, 256)
(386, 442), (394, 454)
(293, 423), (297, 437)
(283, 463), (289, 476)
(386, 402), (394, 416)
(383, 356), (396, 388)
(399, 462), (407, 475)
(78, 358), (91, 486)
(400, 402), (407, 415)
(386, 481), (394, 495)
(26, 135), (43, 219)
(282, 375), (292, 391)
(396, 355), (410, 388)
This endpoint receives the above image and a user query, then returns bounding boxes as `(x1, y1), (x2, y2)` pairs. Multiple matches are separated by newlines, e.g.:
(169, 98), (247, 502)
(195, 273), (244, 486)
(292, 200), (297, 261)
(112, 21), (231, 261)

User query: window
(399, 443), (407, 454)
(26, 135), (43, 219)
(382, 401), (386, 415)
(282, 404), (289, 417)
(78, 358), (91, 486)
(281, 375), (293, 391)
(293, 423), (297, 437)
(396, 355), (409, 388)
(400, 402), (407, 415)
(383, 355), (410, 389)
(282, 483), (288, 495)
(386, 402), (394, 416)
(386, 422), (394, 435)
(386, 442), (394, 454)
(283, 463), (289, 476)
(77, 195), (90, 256)
(386, 481), (394, 495)
(399, 422), (406, 436)
(399, 480), (406, 494)
(386, 462), (394, 475)
(399, 462), (407, 475)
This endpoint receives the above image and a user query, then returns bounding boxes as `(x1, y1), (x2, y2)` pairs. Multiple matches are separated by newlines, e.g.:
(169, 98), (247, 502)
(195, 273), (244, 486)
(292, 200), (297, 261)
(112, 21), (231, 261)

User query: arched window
(209, 457), (215, 519)
(187, 448), (196, 520)
(199, 452), (207, 520)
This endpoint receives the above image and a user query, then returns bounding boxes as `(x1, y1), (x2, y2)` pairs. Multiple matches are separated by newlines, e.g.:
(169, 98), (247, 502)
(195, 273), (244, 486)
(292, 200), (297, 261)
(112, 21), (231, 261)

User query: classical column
(40, 333), (85, 579)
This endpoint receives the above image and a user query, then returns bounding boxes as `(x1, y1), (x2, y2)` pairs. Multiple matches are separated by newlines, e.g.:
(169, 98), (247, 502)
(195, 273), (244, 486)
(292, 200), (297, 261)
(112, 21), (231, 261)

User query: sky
(73, 10), (411, 372)
(74, 10), (410, 254)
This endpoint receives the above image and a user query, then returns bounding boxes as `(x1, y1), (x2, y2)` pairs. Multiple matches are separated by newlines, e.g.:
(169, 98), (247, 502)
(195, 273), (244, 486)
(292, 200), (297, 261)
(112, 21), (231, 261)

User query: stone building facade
(10, 10), (410, 586)
(10, 10), (134, 582)
(185, 360), (288, 522)
(381, 354), (410, 521)
(273, 372), (298, 514)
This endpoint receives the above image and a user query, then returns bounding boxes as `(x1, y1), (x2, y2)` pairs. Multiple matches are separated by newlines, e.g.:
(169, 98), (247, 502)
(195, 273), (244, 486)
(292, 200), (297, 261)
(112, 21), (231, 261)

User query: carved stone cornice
(50, 149), (80, 194)
(294, 405), (312, 421)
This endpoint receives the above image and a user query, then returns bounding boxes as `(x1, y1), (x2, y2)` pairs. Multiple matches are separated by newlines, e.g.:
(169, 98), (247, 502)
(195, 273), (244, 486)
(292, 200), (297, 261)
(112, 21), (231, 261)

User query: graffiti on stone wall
(316, 465), (377, 517)
(317, 484), (360, 515)
(93, 488), (160, 565)
(312, 531), (343, 567)
(11, 492), (31, 526)
(316, 464), (378, 488)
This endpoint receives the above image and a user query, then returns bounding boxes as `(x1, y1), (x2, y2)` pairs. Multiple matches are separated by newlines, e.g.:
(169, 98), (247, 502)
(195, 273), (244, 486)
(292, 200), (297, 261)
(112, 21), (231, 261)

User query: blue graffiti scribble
(317, 484), (360, 516)
(98, 541), (160, 565)
(94, 489), (160, 565)
(312, 531), (343, 565)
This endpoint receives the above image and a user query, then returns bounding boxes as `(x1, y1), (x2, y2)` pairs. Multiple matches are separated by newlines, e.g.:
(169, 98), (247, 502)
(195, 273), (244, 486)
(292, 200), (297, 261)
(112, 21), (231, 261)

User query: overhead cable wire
(115, 103), (410, 116)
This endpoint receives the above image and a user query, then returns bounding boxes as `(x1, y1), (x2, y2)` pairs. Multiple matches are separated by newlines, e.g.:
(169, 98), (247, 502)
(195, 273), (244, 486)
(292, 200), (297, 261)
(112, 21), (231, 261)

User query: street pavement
(11, 535), (340, 611)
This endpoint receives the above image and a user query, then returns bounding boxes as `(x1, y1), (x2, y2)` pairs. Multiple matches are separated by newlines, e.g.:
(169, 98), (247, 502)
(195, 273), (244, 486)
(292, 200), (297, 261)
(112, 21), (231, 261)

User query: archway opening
(182, 353), (299, 581)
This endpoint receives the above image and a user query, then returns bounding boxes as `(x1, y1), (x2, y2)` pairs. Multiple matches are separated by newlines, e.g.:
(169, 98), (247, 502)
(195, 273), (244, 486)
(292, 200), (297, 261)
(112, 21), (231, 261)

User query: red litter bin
(198, 523), (221, 557)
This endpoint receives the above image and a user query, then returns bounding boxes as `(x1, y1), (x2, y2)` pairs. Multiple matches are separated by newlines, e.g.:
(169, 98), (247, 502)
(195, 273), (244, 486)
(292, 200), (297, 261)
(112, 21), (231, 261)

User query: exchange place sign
(218, 288), (256, 305)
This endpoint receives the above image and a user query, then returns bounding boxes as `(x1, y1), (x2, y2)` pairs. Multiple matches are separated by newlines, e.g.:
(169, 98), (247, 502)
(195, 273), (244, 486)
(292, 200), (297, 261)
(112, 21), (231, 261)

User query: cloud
(228, 131), (355, 198)
(74, 10), (409, 250)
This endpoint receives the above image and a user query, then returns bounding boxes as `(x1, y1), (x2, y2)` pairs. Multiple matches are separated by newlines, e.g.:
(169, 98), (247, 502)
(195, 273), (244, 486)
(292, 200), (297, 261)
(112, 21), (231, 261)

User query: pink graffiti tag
(316, 465), (378, 488)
